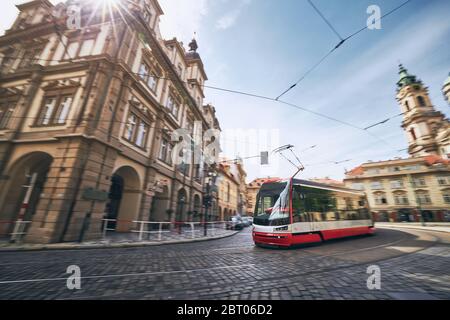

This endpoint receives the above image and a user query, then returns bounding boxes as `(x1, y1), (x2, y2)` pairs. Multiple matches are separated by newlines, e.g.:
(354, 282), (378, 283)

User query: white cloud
(216, 0), (251, 30)
(158, 0), (209, 44)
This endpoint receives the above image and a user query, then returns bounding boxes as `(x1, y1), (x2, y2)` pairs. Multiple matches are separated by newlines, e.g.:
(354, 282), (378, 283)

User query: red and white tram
(252, 178), (375, 247)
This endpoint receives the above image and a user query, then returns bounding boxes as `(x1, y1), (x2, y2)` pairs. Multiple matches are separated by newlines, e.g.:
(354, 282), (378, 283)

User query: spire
(397, 63), (421, 91)
(444, 72), (450, 86)
(188, 32), (198, 52)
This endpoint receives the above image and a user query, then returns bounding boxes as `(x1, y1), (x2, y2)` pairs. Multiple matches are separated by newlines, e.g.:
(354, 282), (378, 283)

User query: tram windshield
(253, 181), (291, 226)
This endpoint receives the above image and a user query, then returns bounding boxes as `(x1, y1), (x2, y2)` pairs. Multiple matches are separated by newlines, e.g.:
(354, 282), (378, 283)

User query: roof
(248, 177), (281, 188)
(346, 166), (364, 176)
(424, 155), (450, 166)
(309, 178), (345, 187)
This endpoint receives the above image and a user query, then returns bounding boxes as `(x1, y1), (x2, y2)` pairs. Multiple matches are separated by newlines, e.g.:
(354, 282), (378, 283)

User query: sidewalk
(376, 222), (450, 234)
(0, 228), (239, 252)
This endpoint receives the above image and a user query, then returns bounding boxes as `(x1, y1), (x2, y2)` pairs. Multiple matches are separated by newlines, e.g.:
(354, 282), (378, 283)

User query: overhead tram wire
(3, 55), (400, 148)
(275, 0), (414, 101)
(307, 0), (344, 42)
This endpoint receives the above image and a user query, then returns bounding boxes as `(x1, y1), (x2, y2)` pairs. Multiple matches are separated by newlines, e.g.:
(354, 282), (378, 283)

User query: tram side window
(295, 187), (340, 222)
(292, 187), (309, 223)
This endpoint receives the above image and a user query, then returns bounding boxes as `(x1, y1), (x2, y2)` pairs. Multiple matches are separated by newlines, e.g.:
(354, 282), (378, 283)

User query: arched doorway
(105, 166), (141, 232)
(150, 186), (170, 222)
(0, 152), (53, 237)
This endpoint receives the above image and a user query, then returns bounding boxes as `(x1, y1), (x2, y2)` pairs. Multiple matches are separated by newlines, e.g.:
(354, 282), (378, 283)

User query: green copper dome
(397, 64), (421, 91)
(444, 72), (450, 86)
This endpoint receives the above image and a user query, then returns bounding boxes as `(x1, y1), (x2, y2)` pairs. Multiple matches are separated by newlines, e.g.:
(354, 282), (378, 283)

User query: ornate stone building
(217, 160), (248, 220)
(0, 0), (221, 243)
(344, 65), (450, 222)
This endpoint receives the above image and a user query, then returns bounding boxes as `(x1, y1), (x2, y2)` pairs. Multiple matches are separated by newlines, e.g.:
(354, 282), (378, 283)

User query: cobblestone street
(0, 227), (449, 300)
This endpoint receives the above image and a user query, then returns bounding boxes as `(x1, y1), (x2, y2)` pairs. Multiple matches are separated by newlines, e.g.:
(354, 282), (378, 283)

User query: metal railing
(101, 219), (229, 242)
(0, 220), (32, 243)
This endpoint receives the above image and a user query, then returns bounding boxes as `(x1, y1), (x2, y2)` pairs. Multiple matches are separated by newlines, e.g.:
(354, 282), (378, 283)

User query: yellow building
(344, 65), (450, 222)
(216, 161), (248, 220)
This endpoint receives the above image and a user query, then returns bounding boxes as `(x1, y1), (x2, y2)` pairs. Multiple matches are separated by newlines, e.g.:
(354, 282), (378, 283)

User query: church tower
(396, 64), (447, 157)
(443, 73), (450, 104)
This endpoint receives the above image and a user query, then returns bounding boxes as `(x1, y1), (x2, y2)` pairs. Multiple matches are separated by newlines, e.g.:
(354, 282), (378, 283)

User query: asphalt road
(0, 227), (449, 300)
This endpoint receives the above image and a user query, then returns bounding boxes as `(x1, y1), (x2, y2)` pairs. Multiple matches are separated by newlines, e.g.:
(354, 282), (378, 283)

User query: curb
(0, 231), (240, 253)
(376, 224), (450, 234)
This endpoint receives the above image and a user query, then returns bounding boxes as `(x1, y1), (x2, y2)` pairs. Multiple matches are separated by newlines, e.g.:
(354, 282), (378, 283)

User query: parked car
(241, 216), (253, 227)
(226, 216), (245, 230)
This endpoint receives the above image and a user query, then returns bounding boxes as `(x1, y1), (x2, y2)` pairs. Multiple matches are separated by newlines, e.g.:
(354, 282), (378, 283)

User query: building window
(394, 193), (409, 205)
(374, 193), (388, 205)
(370, 181), (383, 190)
(388, 166), (401, 173)
(227, 182), (231, 203)
(0, 48), (16, 72)
(166, 95), (180, 118)
(417, 96), (426, 107)
(177, 64), (183, 78)
(411, 177), (426, 188)
(390, 179), (404, 189)
(18, 47), (43, 69)
(0, 100), (16, 129)
(416, 191), (431, 205)
(437, 175), (450, 186)
(142, 7), (153, 25)
(367, 168), (380, 175)
(159, 138), (173, 165)
(139, 62), (158, 92)
(123, 111), (150, 149)
(352, 183), (364, 191)
(404, 101), (410, 111)
(443, 191), (450, 204)
(63, 39), (79, 60)
(36, 94), (74, 126)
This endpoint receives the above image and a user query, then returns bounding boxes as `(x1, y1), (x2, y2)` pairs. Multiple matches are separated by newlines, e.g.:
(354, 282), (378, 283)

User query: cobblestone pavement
(0, 227), (449, 300)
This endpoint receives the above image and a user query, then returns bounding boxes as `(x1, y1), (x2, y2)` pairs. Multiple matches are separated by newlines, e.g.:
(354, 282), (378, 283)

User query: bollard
(78, 212), (92, 243)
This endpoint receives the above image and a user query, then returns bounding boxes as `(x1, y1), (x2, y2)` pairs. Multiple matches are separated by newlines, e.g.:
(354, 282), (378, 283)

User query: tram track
(3, 228), (445, 300)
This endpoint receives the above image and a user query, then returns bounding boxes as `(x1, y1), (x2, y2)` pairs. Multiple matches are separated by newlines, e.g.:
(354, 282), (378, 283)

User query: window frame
(34, 88), (76, 127)
(0, 96), (18, 130)
(122, 108), (151, 150)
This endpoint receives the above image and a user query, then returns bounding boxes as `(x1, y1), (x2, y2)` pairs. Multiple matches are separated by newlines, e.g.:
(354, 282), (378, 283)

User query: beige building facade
(344, 65), (450, 222)
(0, 0), (221, 243)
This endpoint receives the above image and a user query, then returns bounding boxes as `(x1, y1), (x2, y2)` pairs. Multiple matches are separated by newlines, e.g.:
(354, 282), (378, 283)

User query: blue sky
(2, 0), (450, 182)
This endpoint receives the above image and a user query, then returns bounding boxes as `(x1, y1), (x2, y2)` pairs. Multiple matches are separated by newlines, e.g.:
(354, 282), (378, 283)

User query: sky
(1, 0), (449, 183)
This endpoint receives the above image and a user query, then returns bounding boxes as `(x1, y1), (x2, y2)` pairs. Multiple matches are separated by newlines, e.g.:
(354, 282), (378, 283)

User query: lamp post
(203, 167), (217, 237)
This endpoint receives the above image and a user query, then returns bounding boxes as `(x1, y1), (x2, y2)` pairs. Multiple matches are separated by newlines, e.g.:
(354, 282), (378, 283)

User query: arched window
(373, 192), (388, 206)
(417, 96), (426, 107)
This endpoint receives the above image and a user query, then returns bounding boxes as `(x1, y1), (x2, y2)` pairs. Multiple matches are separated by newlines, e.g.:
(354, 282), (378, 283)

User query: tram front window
(254, 182), (291, 226)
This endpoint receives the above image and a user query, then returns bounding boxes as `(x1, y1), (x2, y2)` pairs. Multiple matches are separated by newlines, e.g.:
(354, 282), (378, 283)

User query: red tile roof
(424, 155), (450, 166)
(346, 166), (364, 176)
